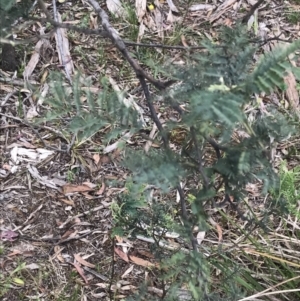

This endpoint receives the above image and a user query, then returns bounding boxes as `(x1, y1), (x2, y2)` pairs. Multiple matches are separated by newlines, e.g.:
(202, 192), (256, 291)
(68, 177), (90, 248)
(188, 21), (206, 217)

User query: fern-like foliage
(270, 161), (300, 218)
(39, 73), (141, 142)
(158, 26), (298, 206)
(248, 40), (300, 94)
(40, 25), (300, 300)
(116, 26), (299, 300)
(124, 149), (185, 192)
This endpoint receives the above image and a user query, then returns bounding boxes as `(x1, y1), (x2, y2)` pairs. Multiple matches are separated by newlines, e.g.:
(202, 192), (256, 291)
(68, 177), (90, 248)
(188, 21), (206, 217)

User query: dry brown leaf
(74, 254), (96, 268)
(223, 18), (233, 27)
(137, 249), (155, 259)
(25, 263), (40, 270)
(129, 255), (155, 267)
(154, 7), (164, 39)
(69, 262), (89, 284)
(89, 13), (98, 29)
(115, 236), (123, 243)
(114, 247), (129, 262)
(53, 246), (65, 263)
(26, 107), (39, 120)
(95, 182), (106, 195)
(62, 184), (94, 194)
(23, 204), (43, 225)
(121, 284), (137, 291)
(101, 155), (111, 164)
(166, 0), (179, 12)
(93, 153), (100, 165)
(137, 21), (146, 42)
(54, 13), (74, 81)
(59, 198), (75, 206)
(215, 0), (237, 12)
(106, 0), (126, 18)
(208, 217), (223, 242)
(61, 230), (77, 240)
(121, 264), (134, 278)
(73, 217), (82, 224)
(82, 182), (97, 189)
(196, 231), (206, 245)
(215, 223), (223, 242)
(7, 250), (23, 256)
(189, 4), (215, 11)
(181, 35), (188, 47)
(210, 0), (237, 23)
(82, 192), (94, 199)
(136, 0), (147, 22)
(284, 72), (299, 109)
(23, 39), (44, 79)
(2, 164), (11, 171)
(0, 84), (14, 92)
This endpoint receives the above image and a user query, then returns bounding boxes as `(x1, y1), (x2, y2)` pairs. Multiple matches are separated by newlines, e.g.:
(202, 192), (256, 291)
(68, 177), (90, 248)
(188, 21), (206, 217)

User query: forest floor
(1, 0), (300, 300)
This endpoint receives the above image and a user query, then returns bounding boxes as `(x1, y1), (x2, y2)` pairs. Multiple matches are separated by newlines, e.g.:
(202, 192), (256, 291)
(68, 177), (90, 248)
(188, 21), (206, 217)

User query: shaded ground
(1, 0), (300, 300)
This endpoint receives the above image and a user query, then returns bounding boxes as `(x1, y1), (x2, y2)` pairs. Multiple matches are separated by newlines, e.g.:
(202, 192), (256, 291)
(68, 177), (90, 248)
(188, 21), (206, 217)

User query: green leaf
(12, 277), (25, 286)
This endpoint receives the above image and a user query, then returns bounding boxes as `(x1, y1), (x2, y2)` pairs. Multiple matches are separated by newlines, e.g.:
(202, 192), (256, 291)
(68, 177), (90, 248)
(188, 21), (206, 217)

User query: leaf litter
(1, 0), (300, 300)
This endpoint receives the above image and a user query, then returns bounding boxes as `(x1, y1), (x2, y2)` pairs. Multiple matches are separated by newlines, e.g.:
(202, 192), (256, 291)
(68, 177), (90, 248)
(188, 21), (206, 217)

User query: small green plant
(66, 169), (76, 183)
(285, 10), (300, 25)
(122, 2), (139, 26)
(0, 262), (26, 297)
(41, 24), (300, 300)
(271, 160), (300, 218)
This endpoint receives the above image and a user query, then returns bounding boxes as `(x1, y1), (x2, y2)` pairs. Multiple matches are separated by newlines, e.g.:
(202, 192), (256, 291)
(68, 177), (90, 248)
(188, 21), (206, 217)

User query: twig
(37, 0), (53, 20)
(29, 17), (208, 50)
(67, 134), (76, 153)
(258, 34), (291, 47)
(136, 235), (190, 253)
(0, 91), (17, 114)
(124, 41), (206, 50)
(58, 204), (106, 229)
(138, 76), (169, 148)
(205, 137), (225, 158)
(241, 0), (265, 24)
(190, 127), (209, 189)
(87, 0), (174, 90)
(82, 266), (109, 282)
(0, 76), (39, 86)
(0, 113), (69, 153)
(177, 185), (198, 251)
(138, 64), (196, 252)
(109, 237), (116, 301)
(144, 113), (160, 152)
(28, 15), (109, 38)
(56, 230), (93, 245)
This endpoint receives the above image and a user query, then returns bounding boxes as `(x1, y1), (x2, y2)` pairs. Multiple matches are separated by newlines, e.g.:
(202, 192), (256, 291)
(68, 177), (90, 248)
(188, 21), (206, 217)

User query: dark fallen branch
(241, 0), (265, 24)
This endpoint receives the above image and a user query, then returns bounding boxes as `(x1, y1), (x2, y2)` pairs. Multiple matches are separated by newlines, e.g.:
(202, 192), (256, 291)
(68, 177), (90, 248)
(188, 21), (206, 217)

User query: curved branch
(87, 0), (174, 90)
